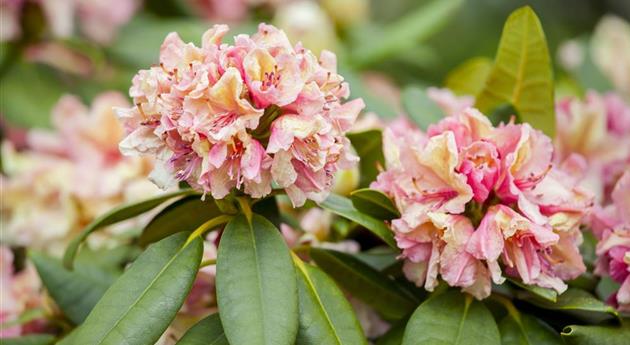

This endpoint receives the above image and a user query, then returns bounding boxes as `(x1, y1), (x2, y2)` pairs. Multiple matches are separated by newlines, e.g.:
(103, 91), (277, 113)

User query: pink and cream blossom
(117, 24), (363, 206)
(374, 108), (592, 299)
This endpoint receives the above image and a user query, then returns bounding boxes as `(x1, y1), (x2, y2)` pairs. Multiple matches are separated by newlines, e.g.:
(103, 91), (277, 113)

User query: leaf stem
(237, 197), (253, 224)
(186, 214), (233, 245)
(199, 258), (216, 268)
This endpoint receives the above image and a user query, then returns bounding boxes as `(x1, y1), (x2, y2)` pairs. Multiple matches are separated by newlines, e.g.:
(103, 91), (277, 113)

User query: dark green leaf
(353, 246), (399, 271)
(176, 313), (228, 345)
(444, 57), (492, 96)
(294, 257), (367, 345)
(401, 86), (444, 130)
(63, 189), (196, 269)
(216, 214), (298, 345)
(347, 130), (385, 188)
(595, 276), (620, 301)
(0, 334), (56, 345)
(475, 6), (555, 137)
(508, 278), (557, 302)
(30, 252), (118, 324)
(401, 290), (500, 345)
(310, 248), (416, 320)
(376, 318), (406, 345)
(350, 188), (399, 220)
(71, 232), (203, 345)
(252, 196), (282, 229)
(499, 313), (562, 345)
(139, 195), (221, 246)
(561, 324), (630, 345)
(319, 194), (396, 248)
(518, 288), (618, 323)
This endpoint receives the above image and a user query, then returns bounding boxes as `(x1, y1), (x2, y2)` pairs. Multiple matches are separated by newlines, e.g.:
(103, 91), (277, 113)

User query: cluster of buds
(373, 109), (593, 299)
(117, 24), (363, 206)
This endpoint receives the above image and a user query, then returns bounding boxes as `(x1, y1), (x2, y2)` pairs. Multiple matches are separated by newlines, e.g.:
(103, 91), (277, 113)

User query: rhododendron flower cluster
(590, 171), (630, 311)
(117, 23), (363, 207)
(1, 92), (160, 255)
(373, 108), (593, 299)
(555, 91), (630, 202)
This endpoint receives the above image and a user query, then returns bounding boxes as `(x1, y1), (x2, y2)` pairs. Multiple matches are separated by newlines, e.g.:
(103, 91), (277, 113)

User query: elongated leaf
(508, 277), (557, 302)
(176, 313), (228, 345)
(561, 324), (630, 345)
(475, 6), (555, 137)
(353, 247), (399, 271)
(294, 256), (366, 345)
(216, 214), (298, 345)
(319, 194), (396, 248)
(310, 248), (416, 320)
(139, 195), (221, 246)
(518, 288), (618, 322)
(351, 0), (464, 67)
(499, 313), (562, 345)
(351, 188), (399, 220)
(402, 290), (500, 345)
(31, 253), (118, 324)
(444, 57), (492, 96)
(401, 86), (444, 130)
(63, 189), (196, 269)
(347, 130), (385, 188)
(71, 232), (203, 345)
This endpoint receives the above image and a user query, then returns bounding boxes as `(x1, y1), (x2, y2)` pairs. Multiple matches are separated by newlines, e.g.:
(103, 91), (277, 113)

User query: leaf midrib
(453, 296), (471, 345)
(296, 263), (343, 345)
(250, 220), (269, 343)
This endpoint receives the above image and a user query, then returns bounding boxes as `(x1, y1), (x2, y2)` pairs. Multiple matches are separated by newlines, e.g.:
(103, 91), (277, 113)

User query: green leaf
(375, 317), (407, 345)
(595, 275), (620, 301)
(176, 313), (228, 345)
(353, 246), (399, 271)
(508, 277), (557, 302)
(444, 57), (493, 96)
(71, 232), (203, 345)
(310, 248), (416, 321)
(350, 188), (399, 220)
(401, 86), (444, 130)
(347, 130), (385, 188)
(351, 0), (464, 68)
(216, 214), (298, 345)
(518, 288), (618, 322)
(294, 256), (367, 345)
(338, 65), (398, 118)
(561, 324), (630, 345)
(401, 290), (500, 345)
(0, 334), (56, 345)
(30, 252), (118, 324)
(139, 195), (221, 246)
(499, 313), (563, 345)
(475, 6), (555, 137)
(319, 194), (396, 248)
(63, 189), (196, 269)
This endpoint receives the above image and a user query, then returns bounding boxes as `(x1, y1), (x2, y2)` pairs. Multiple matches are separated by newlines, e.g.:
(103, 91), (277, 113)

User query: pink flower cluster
(591, 171), (630, 311)
(117, 24), (363, 207)
(373, 109), (593, 299)
(555, 91), (630, 202)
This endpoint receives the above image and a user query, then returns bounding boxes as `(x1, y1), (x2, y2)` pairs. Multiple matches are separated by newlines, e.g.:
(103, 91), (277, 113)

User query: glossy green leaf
(351, 0), (464, 67)
(475, 6), (555, 137)
(0, 334), (56, 345)
(561, 324), (630, 345)
(401, 290), (500, 345)
(294, 256), (367, 345)
(139, 195), (221, 246)
(216, 214), (298, 345)
(508, 277), (557, 302)
(401, 86), (444, 130)
(347, 130), (385, 188)
(310, 248), (416, 320)
(319, 194), (396, 248)
(176, 313), (228, 345)
(519, 288), (618, 322)
(30, 252), (118, 324)
(71, 232), (203, 345)
(63, 189), (196, 269)
(350, 188), (399, 220)
(499, 313), (562, 345)
(444, 57), (493, 96)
